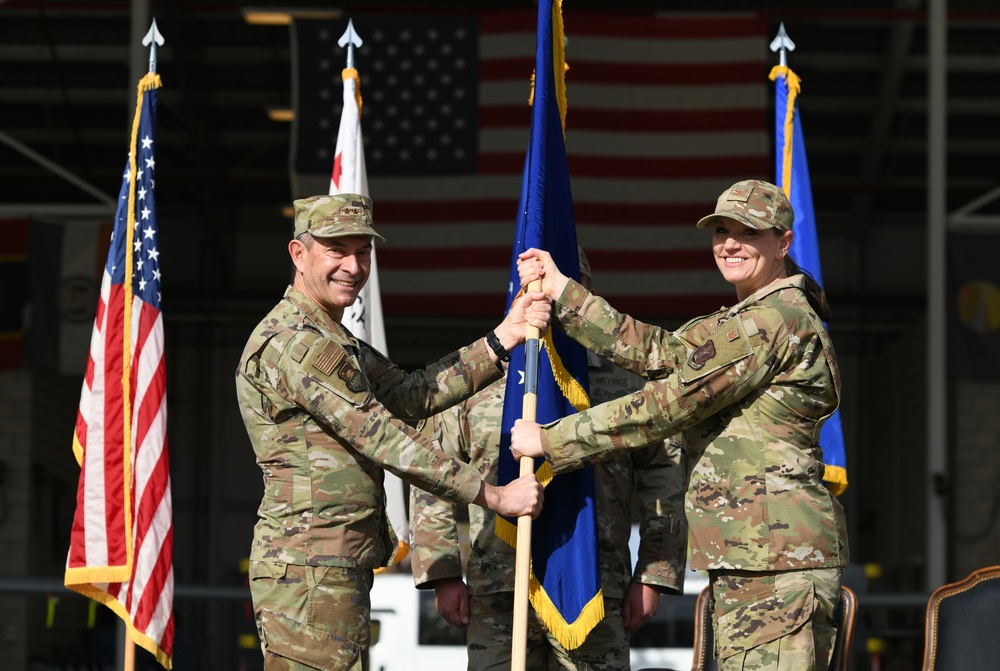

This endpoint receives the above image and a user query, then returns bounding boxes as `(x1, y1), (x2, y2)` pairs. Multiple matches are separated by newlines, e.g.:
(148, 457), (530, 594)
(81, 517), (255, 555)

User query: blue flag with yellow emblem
(495, 0), (603, 649)
(771, 64), (848, 496)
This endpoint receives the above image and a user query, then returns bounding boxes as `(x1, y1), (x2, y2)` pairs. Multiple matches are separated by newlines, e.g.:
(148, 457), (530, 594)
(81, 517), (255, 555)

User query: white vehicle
(368, 526), (706, 671)
(368, 573), (465, 671)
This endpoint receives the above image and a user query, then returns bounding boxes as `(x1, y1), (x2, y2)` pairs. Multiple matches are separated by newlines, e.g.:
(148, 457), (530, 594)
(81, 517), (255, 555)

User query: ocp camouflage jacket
(236, 286), (502, 569)
(409, 370), (688, 600)
(539, 275), (849, 572)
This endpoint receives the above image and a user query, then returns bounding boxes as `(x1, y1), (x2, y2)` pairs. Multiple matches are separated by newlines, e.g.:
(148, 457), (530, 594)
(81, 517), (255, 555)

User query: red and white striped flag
(328, 34), (409, 566)
(64, 72), (174, 669)
(293, 10), (769, 321)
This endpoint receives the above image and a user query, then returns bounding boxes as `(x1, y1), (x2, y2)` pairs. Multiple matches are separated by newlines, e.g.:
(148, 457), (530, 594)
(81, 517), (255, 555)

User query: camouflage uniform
(236, 195), (506, 671)
(535, 181), (850, 670)
(410, 360), (687, 671)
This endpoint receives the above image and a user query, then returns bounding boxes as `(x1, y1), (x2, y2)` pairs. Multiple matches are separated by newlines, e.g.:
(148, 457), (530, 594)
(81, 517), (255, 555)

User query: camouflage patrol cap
(292, 194), (385, 242)
(695, 179), (794, 232)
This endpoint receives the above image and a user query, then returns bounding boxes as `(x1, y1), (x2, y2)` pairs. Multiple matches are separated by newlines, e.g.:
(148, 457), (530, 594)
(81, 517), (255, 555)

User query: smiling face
(289, 234), (372, 322)
(712, 220), (793, 300)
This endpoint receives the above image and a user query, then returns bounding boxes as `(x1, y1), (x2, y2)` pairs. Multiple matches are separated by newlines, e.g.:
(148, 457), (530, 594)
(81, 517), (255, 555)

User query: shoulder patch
(337, 360), (367, 393)
(300, 337), (372, 407)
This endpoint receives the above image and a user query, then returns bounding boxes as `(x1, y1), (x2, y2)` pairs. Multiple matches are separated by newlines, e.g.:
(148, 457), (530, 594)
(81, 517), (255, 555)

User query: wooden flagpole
(512, 280), (542, 671)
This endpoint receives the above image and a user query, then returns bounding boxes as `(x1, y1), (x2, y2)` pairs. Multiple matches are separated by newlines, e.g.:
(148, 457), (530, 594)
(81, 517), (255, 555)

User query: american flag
(293, 10), (769, 320)
(64, 73), (174, 669)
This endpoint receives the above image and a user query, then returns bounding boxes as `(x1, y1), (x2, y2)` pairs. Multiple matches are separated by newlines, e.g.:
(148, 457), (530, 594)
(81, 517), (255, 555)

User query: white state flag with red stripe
(330, 62), (409, 566)
(65, 73), (174, 669)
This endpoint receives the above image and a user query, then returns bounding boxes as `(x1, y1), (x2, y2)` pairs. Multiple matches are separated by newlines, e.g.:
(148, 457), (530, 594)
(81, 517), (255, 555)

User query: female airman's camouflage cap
(695, 179), (794, 232)
(292, 193), (386, 242)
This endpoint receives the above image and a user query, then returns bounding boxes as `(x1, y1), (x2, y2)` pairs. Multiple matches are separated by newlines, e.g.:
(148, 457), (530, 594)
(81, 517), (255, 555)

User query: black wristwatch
(486, 330), (511, 362)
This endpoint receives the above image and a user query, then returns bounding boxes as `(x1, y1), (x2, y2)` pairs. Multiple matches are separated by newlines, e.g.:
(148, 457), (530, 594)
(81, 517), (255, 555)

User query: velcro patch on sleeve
(300, 338), (371, 407)
(680, 322), (751, 383)
(337, 360), (368, 393)
(312, 341), (344, 376)
(289, 339), (310, 363)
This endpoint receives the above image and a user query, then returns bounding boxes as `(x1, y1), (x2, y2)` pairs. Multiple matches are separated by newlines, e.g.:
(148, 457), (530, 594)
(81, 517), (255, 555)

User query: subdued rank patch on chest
(727, 328), (739, 341)
(312, 341), (344, 376)
(338, 361), (367, 393)
(688, 340), (717, 370)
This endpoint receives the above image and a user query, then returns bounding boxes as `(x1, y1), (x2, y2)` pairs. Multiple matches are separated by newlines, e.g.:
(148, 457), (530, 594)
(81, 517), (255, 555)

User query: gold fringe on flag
(768, 64), (800, 202)
(495, 493), (606, 652)
(823, 465), (848, 497)
(342, 67), (363, 116)
(530, 579), (605, 650)
(540, 331), (589, 412)
(528, 0), (569, 137)
(374, 541), (409, 574)
(551, 0), (567, 134)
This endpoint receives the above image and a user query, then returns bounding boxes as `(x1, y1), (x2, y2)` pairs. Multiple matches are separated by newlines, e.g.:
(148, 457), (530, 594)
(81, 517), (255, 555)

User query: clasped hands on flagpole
(510, 248), (569, 461)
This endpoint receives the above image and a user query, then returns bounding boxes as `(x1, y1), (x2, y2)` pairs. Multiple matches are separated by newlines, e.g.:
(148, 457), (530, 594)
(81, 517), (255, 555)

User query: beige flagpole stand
(512, 280), (542, 671)
(124, 635), (135, 671)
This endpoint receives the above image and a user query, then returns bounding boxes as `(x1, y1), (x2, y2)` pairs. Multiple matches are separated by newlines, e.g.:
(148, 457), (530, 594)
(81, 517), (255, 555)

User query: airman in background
(409, 249), (688, 671)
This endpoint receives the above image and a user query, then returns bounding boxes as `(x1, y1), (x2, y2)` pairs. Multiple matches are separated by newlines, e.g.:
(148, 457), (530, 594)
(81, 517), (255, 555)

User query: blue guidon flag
(494, 0), (603, 650)
(771, 63), (848, 496)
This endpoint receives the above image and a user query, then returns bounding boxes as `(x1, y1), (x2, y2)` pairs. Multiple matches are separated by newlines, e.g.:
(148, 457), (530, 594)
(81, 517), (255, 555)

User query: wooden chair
(690, 584), (715, 671)
(921, 565), (1000, 670)
(690, 583), (858, 671)
(830, 585), (857, 671)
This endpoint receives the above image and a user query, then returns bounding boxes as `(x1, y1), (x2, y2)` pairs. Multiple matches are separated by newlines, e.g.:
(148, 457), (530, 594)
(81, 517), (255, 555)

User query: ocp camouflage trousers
(708, 567), (843, 671)
(248, 561), (374, 671)
(466, 591), (629, 671)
